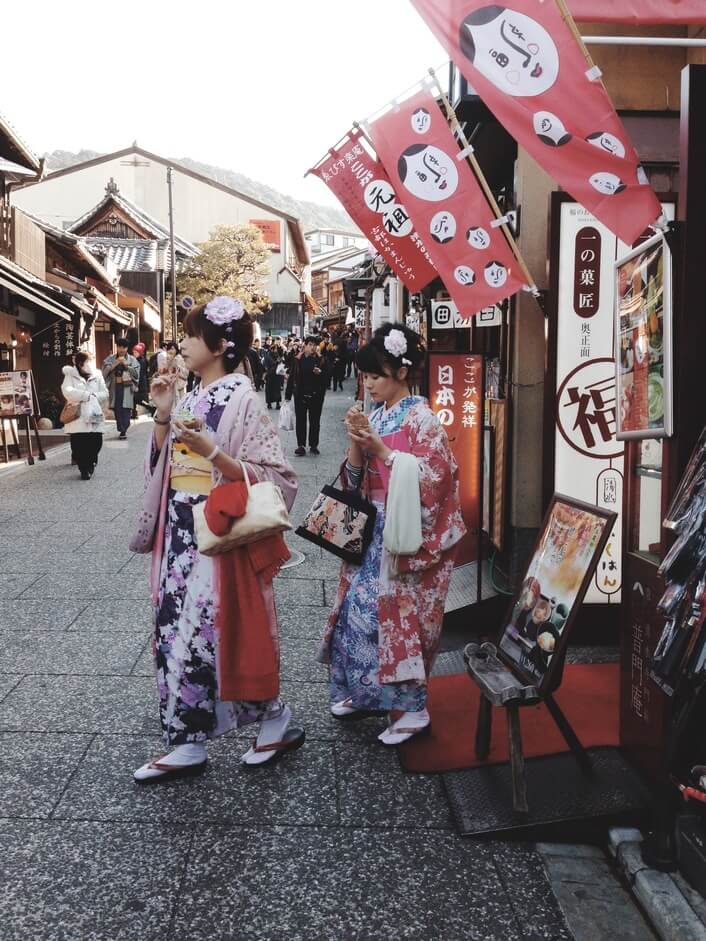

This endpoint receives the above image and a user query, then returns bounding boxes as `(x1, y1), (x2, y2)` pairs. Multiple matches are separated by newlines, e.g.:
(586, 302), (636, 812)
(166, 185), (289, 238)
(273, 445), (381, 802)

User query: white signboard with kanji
(555, 202), (624, 604)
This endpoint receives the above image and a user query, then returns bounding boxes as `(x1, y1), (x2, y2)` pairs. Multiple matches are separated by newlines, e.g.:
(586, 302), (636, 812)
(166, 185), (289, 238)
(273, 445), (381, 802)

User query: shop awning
(88, 287), (132, 327)
(142, 298), (161, 333)
(0, 256), (74, 321)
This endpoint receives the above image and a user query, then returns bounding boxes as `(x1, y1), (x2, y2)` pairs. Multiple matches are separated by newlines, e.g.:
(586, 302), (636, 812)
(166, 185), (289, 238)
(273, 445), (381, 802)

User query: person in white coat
(61, 351), (109, 480)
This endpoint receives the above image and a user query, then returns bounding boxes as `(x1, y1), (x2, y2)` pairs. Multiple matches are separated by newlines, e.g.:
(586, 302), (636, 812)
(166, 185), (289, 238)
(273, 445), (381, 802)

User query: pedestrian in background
(264, 347), (284, 410)
(61, 351), (109, 480)
(133, 295), (302, 782)
(164, 342), (189, 399)
(319, 324), (466, 745)
(102, 337), (140, 440)
(285, 336), (327, 456)
(132, 342), (151, 417)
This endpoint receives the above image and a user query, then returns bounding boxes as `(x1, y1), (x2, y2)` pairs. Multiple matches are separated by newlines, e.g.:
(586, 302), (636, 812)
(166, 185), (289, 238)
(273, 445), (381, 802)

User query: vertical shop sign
(429, 353), (483, 564)
(554, 201), (624, 603)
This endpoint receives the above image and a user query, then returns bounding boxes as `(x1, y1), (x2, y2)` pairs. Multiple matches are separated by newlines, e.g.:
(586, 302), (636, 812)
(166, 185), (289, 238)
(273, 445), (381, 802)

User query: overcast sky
(3, 0), (445, 208)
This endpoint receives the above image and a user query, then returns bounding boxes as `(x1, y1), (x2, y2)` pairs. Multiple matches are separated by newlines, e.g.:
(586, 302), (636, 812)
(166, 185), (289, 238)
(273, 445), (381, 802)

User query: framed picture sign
(615, 230), (673, 440)
(497, 494), (616, 694)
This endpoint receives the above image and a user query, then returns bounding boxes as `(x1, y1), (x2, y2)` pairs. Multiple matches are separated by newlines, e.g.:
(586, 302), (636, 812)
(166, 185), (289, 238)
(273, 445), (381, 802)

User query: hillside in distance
(43, 149), (357, 234)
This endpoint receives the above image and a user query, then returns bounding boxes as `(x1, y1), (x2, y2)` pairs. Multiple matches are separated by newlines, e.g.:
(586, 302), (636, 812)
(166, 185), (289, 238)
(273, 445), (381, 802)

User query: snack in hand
(176, 409), (202, 430)
(347, 408), (370, 432)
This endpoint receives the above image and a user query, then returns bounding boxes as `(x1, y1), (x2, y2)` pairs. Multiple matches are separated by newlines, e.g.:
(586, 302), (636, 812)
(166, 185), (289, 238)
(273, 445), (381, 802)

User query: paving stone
(492, 842), (573, 940)
(172, 826), (522, 941)
(54, 735), (337, 827)
(67, 599), (153, 632)
(0, 574), (43, 599)
(0, 600), (88, 632)
(0, 675), (159, 734)
(130, 638), (154, 676)
(18, 572), (150, 600)
(335, 740), (453, 830)
(0, 630), (146, 676)
(0, 675), (22, 703)
(0, 819), (186, 941)
(279, 633), (328, 684)
(277, 604), (330, 640)
(0, 549), (134, 574)
(277, 551), (342, 580)
(324, 578), (341, 606)
(0, 733), (92, 818)
(275, 578), (325, 608)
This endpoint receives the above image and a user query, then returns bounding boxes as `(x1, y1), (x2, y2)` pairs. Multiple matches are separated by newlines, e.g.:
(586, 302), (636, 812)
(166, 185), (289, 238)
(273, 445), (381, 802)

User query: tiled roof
(69, 186), (198, 259)
(86, 237), (173, 273)
(0, 112), (41, 172)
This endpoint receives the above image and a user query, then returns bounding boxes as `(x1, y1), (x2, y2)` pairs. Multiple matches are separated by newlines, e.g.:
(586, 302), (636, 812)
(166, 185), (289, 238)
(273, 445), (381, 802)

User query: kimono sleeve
(395, 404), (464, 574)
(234, 391), (299, 511)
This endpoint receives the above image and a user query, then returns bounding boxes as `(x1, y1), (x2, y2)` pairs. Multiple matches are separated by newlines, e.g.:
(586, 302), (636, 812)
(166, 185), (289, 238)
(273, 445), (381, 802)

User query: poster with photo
(498, 494), (615, 692)
(615, 231), (673, 439)
(0, 371), (34, 416)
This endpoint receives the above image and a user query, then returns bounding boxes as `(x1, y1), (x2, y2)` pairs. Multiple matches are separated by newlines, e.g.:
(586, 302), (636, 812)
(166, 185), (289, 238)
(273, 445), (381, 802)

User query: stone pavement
(0, 380), (573, 941)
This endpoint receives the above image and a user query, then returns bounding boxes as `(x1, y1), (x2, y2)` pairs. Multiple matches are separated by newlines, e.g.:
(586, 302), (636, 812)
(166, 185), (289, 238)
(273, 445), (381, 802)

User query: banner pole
(553, 0), (598, 72)
(429, 69), (539, 295)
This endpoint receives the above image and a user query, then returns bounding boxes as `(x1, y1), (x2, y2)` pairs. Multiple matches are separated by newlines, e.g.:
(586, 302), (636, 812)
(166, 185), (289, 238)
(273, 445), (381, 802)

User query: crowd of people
(121, 297), (462, 783)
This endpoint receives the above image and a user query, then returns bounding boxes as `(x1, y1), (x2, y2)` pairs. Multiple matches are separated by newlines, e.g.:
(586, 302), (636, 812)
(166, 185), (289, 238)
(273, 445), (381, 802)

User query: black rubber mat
(443, 747), (653, 839)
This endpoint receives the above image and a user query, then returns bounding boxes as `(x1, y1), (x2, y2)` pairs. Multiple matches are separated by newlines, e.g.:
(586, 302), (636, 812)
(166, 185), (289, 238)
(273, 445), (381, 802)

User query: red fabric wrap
(204, 482), (290, 701)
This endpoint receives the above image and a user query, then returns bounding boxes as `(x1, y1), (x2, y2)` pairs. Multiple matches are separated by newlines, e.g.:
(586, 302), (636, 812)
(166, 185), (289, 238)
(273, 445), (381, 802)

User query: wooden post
(475, 694), (492, 760)
(507, 704), (529, 814)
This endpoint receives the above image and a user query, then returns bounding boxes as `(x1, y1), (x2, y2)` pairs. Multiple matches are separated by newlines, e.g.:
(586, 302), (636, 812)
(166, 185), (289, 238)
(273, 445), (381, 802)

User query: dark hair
(165, 341), (179, 352)
(397, 143), (427, 183)
(355, 323), (425, 377)
(304, 335), (319, 345)
(182, 302), (254, 373)
(116, 337), (129, 349)
(74, 350), (92, 378)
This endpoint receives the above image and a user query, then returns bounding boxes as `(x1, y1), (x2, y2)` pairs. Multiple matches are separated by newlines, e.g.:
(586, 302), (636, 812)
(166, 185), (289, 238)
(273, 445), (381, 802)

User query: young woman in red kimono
(318, 324), (466, 744)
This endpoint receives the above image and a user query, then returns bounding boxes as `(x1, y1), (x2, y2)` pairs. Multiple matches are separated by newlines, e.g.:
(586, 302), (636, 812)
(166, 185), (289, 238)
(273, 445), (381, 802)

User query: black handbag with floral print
(296, 474), (376, 565)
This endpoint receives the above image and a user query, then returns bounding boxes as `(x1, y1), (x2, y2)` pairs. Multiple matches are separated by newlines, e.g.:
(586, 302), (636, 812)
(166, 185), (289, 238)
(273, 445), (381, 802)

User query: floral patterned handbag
(296, 474), (377, 565)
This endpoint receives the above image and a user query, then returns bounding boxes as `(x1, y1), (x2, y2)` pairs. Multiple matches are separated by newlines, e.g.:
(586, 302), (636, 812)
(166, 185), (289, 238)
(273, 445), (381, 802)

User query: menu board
(0, 370), (34, 417)
(615, 232), (672, 439)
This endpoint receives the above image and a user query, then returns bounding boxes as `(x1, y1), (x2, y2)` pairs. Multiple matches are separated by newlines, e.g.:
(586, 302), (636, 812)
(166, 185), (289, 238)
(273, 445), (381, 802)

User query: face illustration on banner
(398, 144), (459, 201)
(484, 260), (508, 288)
(590, 172), (627, 196)
(533, 111), (572, 147)
(430, 211), (457, 244)
(585, 131), (626, 159)
(454, 265), (476, 286)
(459, 6), (560, 97)
(364, 179), (396, 214)
(466, 226), (491, 250)
(411, 108), (431, 134)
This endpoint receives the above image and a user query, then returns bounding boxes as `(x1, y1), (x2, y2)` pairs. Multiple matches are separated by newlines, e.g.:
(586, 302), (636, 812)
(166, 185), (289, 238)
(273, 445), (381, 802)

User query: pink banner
(411, 0), (664, 246)
(367, 88), (528, 317)
(309, 129), (436, 290)
(569, 0), (706, 23)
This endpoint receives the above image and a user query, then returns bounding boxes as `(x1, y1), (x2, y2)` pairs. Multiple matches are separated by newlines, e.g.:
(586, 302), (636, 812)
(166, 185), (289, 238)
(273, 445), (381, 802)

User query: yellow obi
(170, 440), (213, 495)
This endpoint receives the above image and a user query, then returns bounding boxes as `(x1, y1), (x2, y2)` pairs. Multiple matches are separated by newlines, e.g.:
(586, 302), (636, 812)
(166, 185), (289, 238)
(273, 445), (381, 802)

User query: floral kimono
(319, 395), (466, 712)
(147, 373), (297, 746)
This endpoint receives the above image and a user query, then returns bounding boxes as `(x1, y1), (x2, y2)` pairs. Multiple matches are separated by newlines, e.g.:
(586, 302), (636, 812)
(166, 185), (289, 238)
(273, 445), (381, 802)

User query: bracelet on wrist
(205, 444), (221, 462)
(153, 415), (171, 426)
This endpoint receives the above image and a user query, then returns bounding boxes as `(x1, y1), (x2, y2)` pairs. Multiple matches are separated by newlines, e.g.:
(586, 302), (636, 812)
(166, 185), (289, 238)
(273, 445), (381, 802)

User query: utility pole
(167, 167), (178, 341)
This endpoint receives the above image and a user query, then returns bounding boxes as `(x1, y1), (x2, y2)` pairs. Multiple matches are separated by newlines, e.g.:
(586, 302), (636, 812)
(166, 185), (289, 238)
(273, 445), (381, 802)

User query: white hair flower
(384, 328), (409, 361)
(204, 296), (245, 325)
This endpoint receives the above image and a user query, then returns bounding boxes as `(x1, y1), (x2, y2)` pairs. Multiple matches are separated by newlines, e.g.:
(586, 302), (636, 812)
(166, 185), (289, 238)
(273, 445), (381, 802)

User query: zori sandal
(241, 726), (306, 767)
(133, 758), (207, 784)
(378, 722), (432, 747)
(330, 698), (387, 721)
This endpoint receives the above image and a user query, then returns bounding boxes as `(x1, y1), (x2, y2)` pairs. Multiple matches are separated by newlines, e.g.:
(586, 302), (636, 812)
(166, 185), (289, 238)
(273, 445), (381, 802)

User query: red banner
(569, 0), (706, 23)
(411, 1), (664, 246)
(429, 353), (483, 565)
(309, 130), (436, 290)
(368, 88), (528, 317)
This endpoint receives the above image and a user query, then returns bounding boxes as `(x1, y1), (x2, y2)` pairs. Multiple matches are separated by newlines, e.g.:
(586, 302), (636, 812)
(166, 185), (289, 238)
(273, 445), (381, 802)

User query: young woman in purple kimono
(134, 297), (302, 783)
(319, 324), (466, 745)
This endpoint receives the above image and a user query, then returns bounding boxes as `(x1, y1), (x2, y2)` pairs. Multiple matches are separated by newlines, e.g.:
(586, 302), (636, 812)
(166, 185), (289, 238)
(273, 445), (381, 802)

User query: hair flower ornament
(204, 296), (245, 326)
(384, 328), (412, 365)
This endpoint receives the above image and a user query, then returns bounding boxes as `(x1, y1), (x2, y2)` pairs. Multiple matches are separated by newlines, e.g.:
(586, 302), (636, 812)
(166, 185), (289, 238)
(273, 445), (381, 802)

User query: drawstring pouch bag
(296, 473), (376, 565)
(278, 399), (295, 432)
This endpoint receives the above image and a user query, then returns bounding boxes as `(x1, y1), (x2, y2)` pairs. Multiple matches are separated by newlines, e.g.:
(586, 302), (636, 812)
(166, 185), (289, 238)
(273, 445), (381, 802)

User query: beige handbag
(193, 463), (291, 556)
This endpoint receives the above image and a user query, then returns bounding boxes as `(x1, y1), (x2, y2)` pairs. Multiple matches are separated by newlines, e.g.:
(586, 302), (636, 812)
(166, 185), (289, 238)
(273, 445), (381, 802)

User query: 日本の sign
(429, 353), (483, 564)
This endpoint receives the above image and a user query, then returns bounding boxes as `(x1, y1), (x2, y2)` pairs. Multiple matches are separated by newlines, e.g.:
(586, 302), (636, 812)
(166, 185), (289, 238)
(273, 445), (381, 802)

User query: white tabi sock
(133, 742), (207, 781)
(241, 703), (292, 765)
(378, 708), (430, 746)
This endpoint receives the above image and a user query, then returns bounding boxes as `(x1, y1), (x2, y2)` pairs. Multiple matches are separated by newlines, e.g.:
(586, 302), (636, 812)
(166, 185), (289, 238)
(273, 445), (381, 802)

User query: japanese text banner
(309, 130), (436, 290)
(367, 88), (528, 317)
(569, 0), (706, 23)
(411, 0), (664, 246)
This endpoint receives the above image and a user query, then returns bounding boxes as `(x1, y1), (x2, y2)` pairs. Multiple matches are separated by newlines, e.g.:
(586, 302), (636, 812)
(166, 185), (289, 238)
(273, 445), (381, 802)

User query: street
(0, 384), (571, 941)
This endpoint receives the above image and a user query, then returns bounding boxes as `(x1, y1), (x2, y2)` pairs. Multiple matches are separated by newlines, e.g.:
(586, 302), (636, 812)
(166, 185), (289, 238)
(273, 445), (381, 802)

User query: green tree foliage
(177, 224), (271, 315)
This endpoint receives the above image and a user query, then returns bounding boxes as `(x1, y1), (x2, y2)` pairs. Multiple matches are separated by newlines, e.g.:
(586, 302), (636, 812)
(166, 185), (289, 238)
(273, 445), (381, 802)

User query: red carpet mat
(399, 662), (619, 774)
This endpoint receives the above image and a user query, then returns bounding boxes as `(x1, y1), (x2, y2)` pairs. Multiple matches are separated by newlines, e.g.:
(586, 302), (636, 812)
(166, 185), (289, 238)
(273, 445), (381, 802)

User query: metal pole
(583, 36), (706, 47)
(167, 167), (178, 341)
